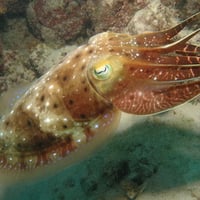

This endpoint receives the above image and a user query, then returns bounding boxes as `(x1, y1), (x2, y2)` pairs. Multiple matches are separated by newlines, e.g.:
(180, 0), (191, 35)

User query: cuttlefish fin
(134, 12), (200, 46)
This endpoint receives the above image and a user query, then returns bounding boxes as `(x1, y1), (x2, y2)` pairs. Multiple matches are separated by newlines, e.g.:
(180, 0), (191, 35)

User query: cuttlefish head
(87, 55), (125, 98)
(87, 12), (200, 115)
(87, 52), (200, 115)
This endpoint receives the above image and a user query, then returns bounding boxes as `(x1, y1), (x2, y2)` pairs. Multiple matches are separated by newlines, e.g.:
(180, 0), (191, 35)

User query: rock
(126, 0), (200, 35)
(0, 1), (7, 15)
(86, 0), (137, 34)
(0, 0), (29, 15)
(27, 43), (77, 76)
(2, 49), (35, 87)
(126, 0), (178, 34)
(0, 35), (3, 74)
(26, 0), (89, 46)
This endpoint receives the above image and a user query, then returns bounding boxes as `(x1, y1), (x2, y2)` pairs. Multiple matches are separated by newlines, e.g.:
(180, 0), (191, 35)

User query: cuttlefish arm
(0, 12), (199, 186)
(111, 12), (200, 47)
(88, 12), (200, 115)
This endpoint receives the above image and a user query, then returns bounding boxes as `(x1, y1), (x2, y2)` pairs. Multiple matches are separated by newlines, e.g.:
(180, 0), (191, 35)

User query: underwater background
(0, 0), (200, 199)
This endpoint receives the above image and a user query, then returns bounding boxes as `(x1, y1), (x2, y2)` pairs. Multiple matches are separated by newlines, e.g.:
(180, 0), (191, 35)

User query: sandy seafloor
(0, 0), (200, 199)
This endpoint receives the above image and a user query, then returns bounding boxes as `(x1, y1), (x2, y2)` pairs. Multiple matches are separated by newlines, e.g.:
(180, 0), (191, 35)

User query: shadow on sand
(4, 120), (200, 199)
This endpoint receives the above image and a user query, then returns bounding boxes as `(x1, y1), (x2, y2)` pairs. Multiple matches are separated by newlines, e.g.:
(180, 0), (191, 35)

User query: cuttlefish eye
(93, 64), (112, 80)
(88, 56), (124, 96)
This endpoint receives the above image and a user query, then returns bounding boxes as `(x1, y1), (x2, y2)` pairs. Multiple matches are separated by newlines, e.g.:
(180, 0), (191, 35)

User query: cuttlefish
(0, 12), (200, 183)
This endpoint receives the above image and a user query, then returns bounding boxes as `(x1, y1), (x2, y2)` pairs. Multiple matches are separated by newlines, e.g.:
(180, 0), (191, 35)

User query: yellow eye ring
(93, 64), (112, 80)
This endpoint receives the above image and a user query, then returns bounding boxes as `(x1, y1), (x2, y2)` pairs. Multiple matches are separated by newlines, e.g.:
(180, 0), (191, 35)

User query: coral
(26, 0), (89, 46)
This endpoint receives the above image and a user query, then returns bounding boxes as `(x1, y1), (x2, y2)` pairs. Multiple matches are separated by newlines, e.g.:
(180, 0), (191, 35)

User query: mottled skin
(0, 12), (200, 173)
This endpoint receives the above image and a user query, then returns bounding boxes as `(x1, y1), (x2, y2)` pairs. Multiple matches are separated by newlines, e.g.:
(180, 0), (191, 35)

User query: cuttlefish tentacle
(140, 28), (200, 53)
(103, 28), (200, 54)
(124, 12), (200, 46)
(175, 44), (200, 56)
(119, 28), (200, 82)
(0, 13), (199, 179)
(94, 12), (200, 48)
(88, 13), (200, 115)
